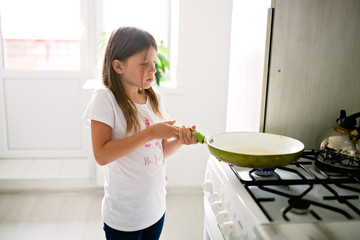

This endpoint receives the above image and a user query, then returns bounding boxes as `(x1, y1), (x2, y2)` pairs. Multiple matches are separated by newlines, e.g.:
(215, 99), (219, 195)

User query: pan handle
(174, 125), (206, 143)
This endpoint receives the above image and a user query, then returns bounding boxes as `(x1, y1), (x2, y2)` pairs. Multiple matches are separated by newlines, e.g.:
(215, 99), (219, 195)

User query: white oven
(203, 153), (360, 239)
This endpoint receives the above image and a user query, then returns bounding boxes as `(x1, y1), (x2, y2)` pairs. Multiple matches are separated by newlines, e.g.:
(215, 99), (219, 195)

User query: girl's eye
(141, 61), (156, 66)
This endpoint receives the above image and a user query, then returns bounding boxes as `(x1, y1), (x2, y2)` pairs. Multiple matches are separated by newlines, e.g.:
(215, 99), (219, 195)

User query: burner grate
(316, 148), (360, 169)
(229, 154), (360, 223)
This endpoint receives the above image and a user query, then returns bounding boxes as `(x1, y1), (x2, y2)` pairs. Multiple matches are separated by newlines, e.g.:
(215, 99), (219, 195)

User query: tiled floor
(0, 159), (205, 239)
(0, 188), (204, 240)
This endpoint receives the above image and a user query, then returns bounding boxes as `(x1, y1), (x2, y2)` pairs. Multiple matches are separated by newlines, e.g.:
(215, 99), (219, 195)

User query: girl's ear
(112, 59), (124, 74)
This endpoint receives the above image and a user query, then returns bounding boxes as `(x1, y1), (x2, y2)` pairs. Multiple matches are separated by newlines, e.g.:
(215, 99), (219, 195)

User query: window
(103, 0), (176, 87)
(0, 0), (177, 85)
(0, 0), (81, 70)
(103, 0), (170, 49)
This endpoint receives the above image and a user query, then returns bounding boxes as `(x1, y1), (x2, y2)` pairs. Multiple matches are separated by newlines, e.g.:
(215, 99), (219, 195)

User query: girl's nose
(149, 62), (157, 74)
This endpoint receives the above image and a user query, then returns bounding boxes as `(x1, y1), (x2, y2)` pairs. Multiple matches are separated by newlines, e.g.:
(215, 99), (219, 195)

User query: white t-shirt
(82, 87), (169, 231)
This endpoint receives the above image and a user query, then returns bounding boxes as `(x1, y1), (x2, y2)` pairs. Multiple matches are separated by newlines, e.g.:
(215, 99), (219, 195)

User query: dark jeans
(103, 214), (165, 240)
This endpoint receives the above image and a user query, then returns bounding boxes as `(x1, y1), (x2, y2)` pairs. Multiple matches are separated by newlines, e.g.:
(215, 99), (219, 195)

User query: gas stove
(203, 151), (360, 240)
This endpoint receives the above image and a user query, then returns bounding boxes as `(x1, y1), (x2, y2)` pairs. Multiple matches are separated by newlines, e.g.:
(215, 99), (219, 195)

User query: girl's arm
(162, 125), (197, 159)
(91, 120), (179, 166)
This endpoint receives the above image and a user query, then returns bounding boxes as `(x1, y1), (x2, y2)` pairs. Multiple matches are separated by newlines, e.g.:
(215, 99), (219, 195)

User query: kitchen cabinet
(227, 0), (360, 149)
(264, 0), (360, 149)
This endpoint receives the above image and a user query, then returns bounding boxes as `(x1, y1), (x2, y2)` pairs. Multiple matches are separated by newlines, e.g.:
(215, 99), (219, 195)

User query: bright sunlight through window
(0, 0), (81, 70)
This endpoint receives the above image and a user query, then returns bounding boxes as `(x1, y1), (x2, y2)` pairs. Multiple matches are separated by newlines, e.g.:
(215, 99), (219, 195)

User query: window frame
(0, 0), (97, 83)
(0, 0), (176, 87)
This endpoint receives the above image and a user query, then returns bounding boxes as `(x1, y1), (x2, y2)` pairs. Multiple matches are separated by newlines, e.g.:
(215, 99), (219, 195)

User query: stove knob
(202, 181), (213, 193)
(211, 200), (224, 212)
(220, 221), (235, 237)
(208, 192), (220, 203)
(215, 210), (230, 224)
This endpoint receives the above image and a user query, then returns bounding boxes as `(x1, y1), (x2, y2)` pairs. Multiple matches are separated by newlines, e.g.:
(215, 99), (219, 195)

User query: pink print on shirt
(144, 157), (152, 166)
(144, 155), (162, 166)
(145, 118), (151, 147)
(143, 117), (162, 166)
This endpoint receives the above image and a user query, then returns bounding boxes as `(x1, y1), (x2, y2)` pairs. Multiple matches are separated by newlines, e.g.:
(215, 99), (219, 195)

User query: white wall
(0, 0), (233, 189)
(161, 0), (233, 187)
(226, 0), (271, 133)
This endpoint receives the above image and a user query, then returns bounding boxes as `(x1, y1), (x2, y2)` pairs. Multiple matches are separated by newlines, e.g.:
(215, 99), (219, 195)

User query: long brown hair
(102, 27), (163, 133)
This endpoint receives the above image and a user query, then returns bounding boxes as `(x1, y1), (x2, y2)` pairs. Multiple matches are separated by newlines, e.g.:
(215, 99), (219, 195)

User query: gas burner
(315, 161), (347, 177)
(289, 199), (310, 214)
(254, 169), (275, 177)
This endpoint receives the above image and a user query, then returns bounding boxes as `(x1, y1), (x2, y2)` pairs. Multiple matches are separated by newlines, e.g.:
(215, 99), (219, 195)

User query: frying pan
(177, 127), (304, 169)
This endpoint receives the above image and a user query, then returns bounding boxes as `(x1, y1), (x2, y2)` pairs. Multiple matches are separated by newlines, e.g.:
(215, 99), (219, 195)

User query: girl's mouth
(146, 78), (154, 82)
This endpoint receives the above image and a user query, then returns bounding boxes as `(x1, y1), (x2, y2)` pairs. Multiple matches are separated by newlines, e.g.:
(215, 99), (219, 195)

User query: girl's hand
(177, 125), (198, 145)
(149, 120), (179, 140)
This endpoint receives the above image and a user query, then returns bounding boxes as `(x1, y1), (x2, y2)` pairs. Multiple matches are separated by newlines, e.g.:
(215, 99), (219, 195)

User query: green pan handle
(174, 125), (206, 143)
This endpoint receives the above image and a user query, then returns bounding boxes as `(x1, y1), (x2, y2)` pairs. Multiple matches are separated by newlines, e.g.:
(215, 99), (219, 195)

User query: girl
(83, 26), (197, 240)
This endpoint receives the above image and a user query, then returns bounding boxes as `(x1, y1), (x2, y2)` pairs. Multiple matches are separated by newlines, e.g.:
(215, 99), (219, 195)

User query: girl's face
(113, 47), (157, 93)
